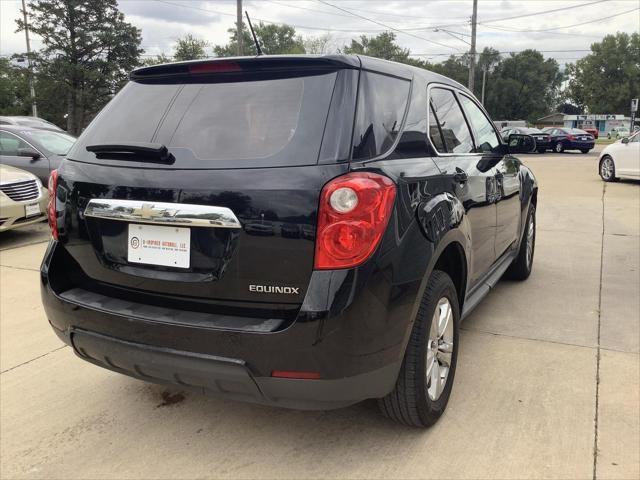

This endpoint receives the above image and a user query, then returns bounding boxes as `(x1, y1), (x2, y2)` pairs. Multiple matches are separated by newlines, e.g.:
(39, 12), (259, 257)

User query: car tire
(607, 133), (611, 139)
(580, 149), (590, 154)
(554, 142), (564, 153)
(599, 155), (618, 182)
(505, 204), (536, 281)
(378, 270), (459, 428)
(537, 148), (546, 154)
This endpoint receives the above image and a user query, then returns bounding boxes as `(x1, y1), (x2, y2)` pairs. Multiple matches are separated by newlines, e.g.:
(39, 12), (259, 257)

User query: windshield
(21, 130), (76, 155)
(69, 72), (339, 168)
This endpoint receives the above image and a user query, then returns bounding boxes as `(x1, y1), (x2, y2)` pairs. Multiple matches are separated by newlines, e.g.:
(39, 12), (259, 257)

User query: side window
(429, 87), (474, 154)
(0, 132), (28, 156)
(428, 103), (447, 152)
(459, 94), (501, 153)
(352, 72), (411, 160)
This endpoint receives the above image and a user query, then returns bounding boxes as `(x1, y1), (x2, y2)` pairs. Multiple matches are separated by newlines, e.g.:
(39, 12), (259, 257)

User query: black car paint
(41, 55), (537, 409)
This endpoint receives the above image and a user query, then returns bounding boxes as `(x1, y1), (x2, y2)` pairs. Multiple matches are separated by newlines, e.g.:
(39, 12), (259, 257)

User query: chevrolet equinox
(41, 55), (538, 427)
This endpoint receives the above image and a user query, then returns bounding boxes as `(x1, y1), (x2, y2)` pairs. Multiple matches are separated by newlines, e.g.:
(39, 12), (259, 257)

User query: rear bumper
(41, 240), (414, 410)
(567, 141), (594, 150)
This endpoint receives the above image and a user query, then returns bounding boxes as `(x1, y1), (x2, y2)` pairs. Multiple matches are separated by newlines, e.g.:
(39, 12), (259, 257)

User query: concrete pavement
(1, 148), (638, 479)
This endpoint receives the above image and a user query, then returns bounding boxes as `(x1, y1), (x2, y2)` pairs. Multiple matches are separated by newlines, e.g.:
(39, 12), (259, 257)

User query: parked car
(41, 55), (538, 427)
(281, 222), (301, 238)
(542, 127), (595, 153)
(0, 126), (76, 183)
(598, 131), (640, 181)
(607, 127), (630, 139)
(500, 127), (551, 153)
(244, 220), (275, 236)
(0, 164), (48, 232)
(0, 116), (64, 132)
(582, 127), (599, 139)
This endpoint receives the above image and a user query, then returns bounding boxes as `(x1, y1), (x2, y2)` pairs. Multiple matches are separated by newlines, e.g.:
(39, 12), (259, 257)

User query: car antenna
(244, 11), (264, 56)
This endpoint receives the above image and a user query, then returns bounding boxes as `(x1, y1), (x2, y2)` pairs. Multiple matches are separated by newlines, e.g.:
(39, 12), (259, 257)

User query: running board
(461, 249), (516, 320)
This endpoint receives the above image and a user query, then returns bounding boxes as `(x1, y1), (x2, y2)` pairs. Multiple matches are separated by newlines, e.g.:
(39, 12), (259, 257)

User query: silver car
(0, 164), (48, 232)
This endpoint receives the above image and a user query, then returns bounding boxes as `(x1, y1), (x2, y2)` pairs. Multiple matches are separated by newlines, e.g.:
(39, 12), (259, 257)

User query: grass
(595, 137), (617, 145)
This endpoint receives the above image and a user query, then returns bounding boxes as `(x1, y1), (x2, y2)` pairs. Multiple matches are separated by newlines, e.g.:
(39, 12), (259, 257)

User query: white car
(599, 131), (640, 181)
(0, 164), (48, 232)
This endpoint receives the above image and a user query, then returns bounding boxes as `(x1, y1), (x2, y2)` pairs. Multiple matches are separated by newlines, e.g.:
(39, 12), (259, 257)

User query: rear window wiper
(86, 142), (174, 164)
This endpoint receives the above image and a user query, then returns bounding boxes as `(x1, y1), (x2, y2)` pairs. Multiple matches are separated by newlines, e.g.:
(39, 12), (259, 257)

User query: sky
(1, 0), (639, 66)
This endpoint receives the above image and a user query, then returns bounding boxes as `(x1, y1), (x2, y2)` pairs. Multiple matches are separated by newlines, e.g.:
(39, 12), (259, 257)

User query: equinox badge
(249, 285), (300, 295)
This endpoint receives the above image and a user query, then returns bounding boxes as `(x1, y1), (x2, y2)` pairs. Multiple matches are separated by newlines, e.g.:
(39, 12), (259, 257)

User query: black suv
(42, 55), (537, 427)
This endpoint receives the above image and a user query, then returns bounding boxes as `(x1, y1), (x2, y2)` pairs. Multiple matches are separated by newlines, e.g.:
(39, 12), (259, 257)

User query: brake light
(567, 134), (576, 141)
(47, 169), (58, 240)
(314, 172), (396, 270)
(188, 62), (241, 74)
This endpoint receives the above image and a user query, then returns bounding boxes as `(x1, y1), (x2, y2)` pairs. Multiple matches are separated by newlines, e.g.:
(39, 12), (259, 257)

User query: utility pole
(468, 0), (478, 94)
(21, 0), (38, 117)
(236, 0), (244, 56)
(481, 65), (487, 104)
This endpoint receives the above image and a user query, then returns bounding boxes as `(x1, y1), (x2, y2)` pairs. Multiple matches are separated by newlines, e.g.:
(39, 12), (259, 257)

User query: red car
(583, 127), (599, 139)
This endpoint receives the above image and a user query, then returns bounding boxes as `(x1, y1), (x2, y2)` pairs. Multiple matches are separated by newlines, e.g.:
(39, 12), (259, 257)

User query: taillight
(47, 169), (58, 240)
(188, 61), (241, 74)
(314, 172), (396, 270)
(567, 134), (575, 141)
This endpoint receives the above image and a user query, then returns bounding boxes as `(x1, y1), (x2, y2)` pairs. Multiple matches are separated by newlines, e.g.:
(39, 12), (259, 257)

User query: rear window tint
(351, 72), (410, 160)
(68, 72), (338, 168)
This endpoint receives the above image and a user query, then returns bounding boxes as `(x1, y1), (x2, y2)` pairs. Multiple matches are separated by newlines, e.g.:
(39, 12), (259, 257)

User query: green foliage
(141, 53), (173, 67)
(16, 0), (143, 134)
(303, 33), (335, 55)
(0, 59), (30, 115)
(173, 34), (209, 61)
(483, 50), (562, 122)
(342, 32), (410, 63)
(214, 22), (305, 57)
(566, 32), (640, 113)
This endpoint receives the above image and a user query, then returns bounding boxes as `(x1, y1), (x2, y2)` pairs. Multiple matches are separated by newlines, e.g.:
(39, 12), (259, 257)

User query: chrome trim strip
(84, 199), (242, 229)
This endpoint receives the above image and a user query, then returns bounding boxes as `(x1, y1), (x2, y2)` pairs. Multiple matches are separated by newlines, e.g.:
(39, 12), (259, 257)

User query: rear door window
(429, 87), (474, 154)
(351, 72), (410, 160)
(69, 72), (339, 168)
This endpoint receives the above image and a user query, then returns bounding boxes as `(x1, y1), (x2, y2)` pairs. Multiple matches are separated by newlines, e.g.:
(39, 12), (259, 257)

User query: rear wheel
(599, 155), (618, 182)
(505, 205), (536, 281)
(537, 148), (546, 154)
(378, 270), (459, 427)
(580, 149), (590, 154)
(554, 142), (564, 153)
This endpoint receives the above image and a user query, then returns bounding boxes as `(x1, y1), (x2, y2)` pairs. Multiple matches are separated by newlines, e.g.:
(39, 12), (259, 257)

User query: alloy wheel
(426, 297), (454, 401)
(600, 157), (614, 180)
(526, 213), (535, 267)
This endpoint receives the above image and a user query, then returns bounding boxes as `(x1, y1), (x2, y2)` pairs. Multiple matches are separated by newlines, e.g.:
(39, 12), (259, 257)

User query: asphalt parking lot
(1, 146), (638, 479)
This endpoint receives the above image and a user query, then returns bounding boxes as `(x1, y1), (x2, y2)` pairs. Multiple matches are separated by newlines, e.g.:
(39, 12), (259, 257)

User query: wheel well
(433, 242), (467, 310)
(531, 187), (538, 207)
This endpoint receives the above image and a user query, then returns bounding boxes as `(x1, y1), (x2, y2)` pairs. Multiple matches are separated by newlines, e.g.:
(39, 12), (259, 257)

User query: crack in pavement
(0, 345), (68, 374)
(592, 181), (606, 480)
(0, 264), (40, 272)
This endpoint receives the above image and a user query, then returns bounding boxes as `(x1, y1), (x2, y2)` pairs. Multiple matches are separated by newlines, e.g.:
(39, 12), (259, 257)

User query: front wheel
(378, 270), (459, 427)
(505, 205), (536, 281)
(599, 155), (617, 182)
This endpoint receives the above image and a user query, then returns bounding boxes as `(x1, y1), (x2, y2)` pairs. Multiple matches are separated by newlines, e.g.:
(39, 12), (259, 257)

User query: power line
(478, 0), (610, 25)
(480, 6), (640, 32)
(314, 0), (460, 51)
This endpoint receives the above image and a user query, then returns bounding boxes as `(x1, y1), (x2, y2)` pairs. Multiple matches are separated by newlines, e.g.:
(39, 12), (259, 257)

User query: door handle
(454, 167), (468, 184)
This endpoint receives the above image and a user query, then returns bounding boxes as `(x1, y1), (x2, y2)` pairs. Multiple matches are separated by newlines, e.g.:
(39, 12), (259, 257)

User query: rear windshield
(68, 72), (338, 168)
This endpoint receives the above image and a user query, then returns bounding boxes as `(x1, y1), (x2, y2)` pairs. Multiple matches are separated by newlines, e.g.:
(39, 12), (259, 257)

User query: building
(537, 113), (635, 134)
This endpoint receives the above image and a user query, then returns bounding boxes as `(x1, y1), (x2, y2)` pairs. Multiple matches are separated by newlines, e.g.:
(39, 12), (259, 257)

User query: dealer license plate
(25, 203), (40, 218)
(127, 223), (190, 268)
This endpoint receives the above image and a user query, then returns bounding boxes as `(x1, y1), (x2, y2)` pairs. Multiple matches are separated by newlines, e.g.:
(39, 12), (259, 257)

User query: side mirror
(622, 137), (629, 144)
(507, 133), (536, 154)
(17, 147), (41, 160)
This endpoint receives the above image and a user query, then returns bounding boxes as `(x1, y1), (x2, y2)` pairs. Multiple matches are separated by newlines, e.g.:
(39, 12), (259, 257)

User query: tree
(483, 50), (562, 122)
(16, 0), (143, 134)
(214, 22), (305, 57)
(304, 33), (335, 55)
(141, 53), (173, 67)
(0, 59), (30, 115)
(173, 34), (209, 61)
(342, 32), (410, 63)
(566, 32), (640, 113)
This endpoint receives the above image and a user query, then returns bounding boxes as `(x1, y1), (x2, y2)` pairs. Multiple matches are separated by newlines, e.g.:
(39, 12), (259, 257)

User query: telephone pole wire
(468, 0), (478, 93)
(21, 0), (38, 117)
(236, 0), (244, 55)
